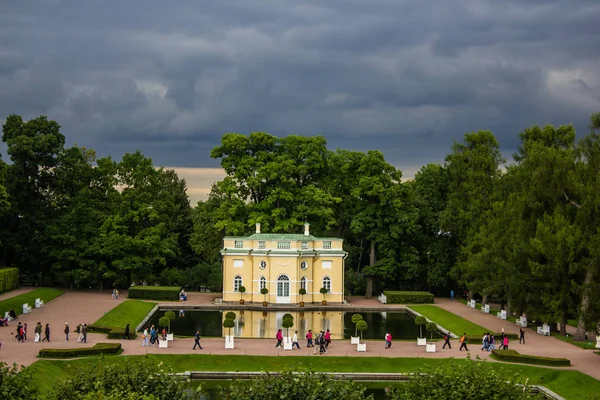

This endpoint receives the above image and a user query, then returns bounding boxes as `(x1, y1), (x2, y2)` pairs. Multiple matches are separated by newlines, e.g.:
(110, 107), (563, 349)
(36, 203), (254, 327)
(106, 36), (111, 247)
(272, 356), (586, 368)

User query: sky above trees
(1, 1), (599, 181)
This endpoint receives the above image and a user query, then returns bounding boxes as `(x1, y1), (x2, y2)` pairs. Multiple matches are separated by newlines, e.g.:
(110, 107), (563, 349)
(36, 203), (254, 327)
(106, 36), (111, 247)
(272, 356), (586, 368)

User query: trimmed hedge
(87, 325), (113, 334)
(108, 327), (138, 340)
(491, 349), (570, 366)
(38, 343), (122, 358)
(384, 291), (434, 304)
(0, 268), (19, 293)
(128, 286), (181, 301)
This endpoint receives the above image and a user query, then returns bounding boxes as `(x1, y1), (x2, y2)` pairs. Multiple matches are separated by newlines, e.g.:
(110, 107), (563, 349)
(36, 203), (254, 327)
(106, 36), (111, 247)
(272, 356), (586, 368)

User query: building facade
(221, 223), (346, 304)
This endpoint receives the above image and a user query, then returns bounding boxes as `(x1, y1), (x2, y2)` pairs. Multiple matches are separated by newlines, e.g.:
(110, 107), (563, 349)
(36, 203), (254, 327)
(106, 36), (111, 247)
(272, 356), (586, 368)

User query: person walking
(82, 324), (87, 343)
(313, 332), (319, 354)
(384, 332), (392, 349)
(319, 331), (327, 354)
(42, 323), (50, 342)
(34, 322), (42, 343)
(23, 323), (28, 341)
(123, 324), (131, 340)
(275, 329), (283, 348)
(499, 332), (505, 349)
(324, 329), (331, 348)
(292, 331), (300, 350)
(115, 289), (119, 300)
(112, 288), (116, 299)
(519, 327), (525, 344)
(450, 290), (455, 300)
(306, 329), (313, 347)
(64, 322), (70, 342)
(193, 331), (203, 349)
(459, 333), (468, 351)
(503, 335), (509, 350)
(442, 333), (452, 349)
(142, 328), (148, 346)
(77, 324), (84, 343)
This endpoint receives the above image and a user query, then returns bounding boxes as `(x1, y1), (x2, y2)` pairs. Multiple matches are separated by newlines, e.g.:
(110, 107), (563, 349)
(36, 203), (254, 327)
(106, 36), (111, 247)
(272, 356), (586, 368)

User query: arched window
(277, 274), (290, 297)
(260, 276), (267, 290)
(300, 276), (307, 291)
(322, 276), (331, 292)
(234, 275), (242, 292)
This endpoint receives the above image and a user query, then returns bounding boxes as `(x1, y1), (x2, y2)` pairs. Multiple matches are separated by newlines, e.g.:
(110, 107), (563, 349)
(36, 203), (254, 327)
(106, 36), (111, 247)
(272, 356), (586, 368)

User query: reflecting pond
(146, 310), (442, 340)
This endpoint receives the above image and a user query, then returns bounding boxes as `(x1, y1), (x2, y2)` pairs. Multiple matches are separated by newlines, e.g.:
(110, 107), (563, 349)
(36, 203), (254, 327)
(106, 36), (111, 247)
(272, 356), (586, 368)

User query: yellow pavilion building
(221, 223), (347, 304)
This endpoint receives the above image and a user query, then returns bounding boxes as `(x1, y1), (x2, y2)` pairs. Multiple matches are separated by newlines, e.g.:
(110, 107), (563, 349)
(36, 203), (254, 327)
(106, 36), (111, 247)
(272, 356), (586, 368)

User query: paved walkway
(0, 287), (35, 302)
(0, 291), (598, 382)
(435, 298), (600, 380)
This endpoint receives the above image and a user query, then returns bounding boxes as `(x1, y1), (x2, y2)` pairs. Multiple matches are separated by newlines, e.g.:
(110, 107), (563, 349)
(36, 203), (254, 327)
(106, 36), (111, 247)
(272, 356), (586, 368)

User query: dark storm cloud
(1, 0), (599, 170)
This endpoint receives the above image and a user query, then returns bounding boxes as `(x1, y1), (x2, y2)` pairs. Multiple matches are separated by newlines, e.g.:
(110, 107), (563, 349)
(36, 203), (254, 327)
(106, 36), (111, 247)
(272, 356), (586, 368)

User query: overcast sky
(1, 1), (599, 202)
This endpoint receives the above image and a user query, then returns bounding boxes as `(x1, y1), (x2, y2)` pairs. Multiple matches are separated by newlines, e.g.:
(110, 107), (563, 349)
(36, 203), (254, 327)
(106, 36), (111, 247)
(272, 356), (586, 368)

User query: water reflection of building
(221, 310), (344, 340)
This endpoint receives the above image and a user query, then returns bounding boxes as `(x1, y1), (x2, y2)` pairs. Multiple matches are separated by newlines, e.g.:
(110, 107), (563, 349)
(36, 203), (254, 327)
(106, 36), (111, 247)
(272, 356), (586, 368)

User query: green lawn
(410, 305), (489, 336)
(92, 300), (156, 330)
(0, 288), (64, 316)
(457, 299), (517, 323)
(549, 331), (598, 350)
(27, 354), (600, 400)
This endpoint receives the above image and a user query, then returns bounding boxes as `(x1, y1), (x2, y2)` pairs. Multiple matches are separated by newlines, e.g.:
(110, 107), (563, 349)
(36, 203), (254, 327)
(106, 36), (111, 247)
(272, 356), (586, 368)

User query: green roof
(224, 233), (343, 241)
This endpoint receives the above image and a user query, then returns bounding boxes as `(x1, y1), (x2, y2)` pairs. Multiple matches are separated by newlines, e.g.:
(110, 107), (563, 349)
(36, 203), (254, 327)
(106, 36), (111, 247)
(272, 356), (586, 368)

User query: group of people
(13, 321), (51, 343)
(141, 325), (163, 346)
(0, 308), (19, 326)
(111, 289), (120, 300)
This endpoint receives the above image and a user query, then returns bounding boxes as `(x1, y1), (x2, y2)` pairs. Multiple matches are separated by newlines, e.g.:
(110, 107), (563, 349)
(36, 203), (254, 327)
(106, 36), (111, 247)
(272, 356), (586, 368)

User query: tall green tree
(1, 115), (65, 278)
(442, 130), (504, 301)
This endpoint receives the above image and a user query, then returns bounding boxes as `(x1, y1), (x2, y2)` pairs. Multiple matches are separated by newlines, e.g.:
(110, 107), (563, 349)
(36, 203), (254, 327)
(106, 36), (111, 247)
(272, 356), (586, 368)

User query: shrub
(39, 343), (122, 358)
(48, 358), (187, 400)
(225, 311), (236, 321)
(220, 369), (370, 400)
(356, 320), (368, 342)
(128, 286), (180, 301)
(426, 321), (438, 340)
(223, 318), (235, 337)
(383, 291), (434, 304)
(0, 362), (38, 400)
(389, 361), (535, 399)
(351, 314), (363, 336)
(414, 316), (427, 338)
(0, 268), (19, 293)
(491, 349), (570, 366)
(107, 328), (138, 340)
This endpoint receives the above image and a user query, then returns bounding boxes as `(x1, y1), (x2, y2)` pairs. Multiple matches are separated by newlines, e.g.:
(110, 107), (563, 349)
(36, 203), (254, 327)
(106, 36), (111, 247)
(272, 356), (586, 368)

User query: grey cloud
(1, 0), (599, 173)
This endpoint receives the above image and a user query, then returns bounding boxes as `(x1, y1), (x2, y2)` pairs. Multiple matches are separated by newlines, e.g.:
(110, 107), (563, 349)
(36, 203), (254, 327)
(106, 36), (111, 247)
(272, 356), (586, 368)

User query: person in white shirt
(292, 330), (300, 350)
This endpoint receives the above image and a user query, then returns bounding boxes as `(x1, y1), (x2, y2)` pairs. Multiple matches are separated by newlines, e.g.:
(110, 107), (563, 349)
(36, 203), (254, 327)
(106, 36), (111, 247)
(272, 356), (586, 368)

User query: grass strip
(410, 305), (489, 336)
(27, 354), (600, 400)
(0, 288), (64, 317)
(91, 300), (156, 331)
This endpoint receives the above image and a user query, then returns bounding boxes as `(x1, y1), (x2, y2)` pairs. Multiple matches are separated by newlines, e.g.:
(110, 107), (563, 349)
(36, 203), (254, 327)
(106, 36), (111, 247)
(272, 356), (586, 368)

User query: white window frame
(300, 276), (307, 291)
(277, 241), (290, 249)
(323, 241), (332, 249)
(259, 260), (267, 270)
(258, 241), (266, 249)
(235, 240), (244, 248)
(301, 241), (308, 249)
(233, 259), (244, 268)
(260, 276), (267, 290)
(234, 275), (243, 292)
(322, 276), (331, 292)
(321, 260), (332, 269)
(300, 261), (308, 270)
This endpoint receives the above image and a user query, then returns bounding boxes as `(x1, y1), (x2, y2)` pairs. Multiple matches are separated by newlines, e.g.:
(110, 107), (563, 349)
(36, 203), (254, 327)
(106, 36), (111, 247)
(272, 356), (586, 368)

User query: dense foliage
(0, 363), (38, 400)
(389, 362), (535, 400)
(0, 267), (19, 292)
(220, 370), (373, 400)
(2, 112), (600, 340)
(48, 358), (188, 400)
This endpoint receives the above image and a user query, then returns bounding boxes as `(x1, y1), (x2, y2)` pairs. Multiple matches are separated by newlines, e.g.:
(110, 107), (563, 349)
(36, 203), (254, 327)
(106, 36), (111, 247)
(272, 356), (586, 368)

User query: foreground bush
(220, 370), (372, 400)
(0, 362), (38, 400)
(128, 286), (181, 301)
(389, 361), (535, 399)
(491, 349), (570, 366)
(0, 268), (19, 293)
(48, 358), (188, 400)
(39, 343), (121, 358)
(384, 291), (434, 304)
